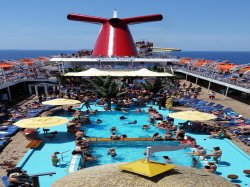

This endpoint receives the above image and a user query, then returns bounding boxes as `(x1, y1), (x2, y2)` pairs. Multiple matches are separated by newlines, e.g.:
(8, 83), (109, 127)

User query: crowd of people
(3, 74), (247, 186)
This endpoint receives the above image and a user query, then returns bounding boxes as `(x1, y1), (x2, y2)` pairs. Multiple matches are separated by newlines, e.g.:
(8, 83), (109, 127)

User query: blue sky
(0, 0), (249, 51)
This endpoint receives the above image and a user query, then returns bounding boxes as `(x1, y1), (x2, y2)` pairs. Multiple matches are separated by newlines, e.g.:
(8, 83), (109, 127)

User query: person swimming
(163, 156), (172, 164)
(128, 120), (137, 124)
(96, 119), (102, 124)
(110, 126), (117, 132)
(120, 116), (127, 120)
(142, 124), (150, 130)
(107, 148), (117, 157)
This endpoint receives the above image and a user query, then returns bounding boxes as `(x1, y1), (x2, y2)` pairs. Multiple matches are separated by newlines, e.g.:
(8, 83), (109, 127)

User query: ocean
(170, 51), (250, 65)
(0, 50), (250, 65)
(0, 50), (76, 61)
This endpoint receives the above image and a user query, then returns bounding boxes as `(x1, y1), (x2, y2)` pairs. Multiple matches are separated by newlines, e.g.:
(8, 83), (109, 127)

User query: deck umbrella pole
(146, 146), (151, 162)
(185, 74), (188, 82)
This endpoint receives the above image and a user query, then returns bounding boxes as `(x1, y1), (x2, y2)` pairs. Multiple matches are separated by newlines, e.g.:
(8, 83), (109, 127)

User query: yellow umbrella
(42, 98), (81, 106)
(14, 116), (69, 128)
(168, 111), (217, 121)
(120, 159), (175, 177)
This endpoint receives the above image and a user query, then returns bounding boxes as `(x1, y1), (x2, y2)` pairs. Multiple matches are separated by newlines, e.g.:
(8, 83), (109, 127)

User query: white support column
(62, 62), (65, 74)
(185, 74), (188, 82)
(35, 86), (38, 96)
(53, 86), (56, 92)
(224, 86), (229, 100)
(195, 77), (198, 85)
(28, 85), (32, 95)
(44, 84), (48, 97)
(2, 68), (7, 83)
(207, 81), (211, 91)
(7, 87), (12, 101)
(58, 62), (61, 72)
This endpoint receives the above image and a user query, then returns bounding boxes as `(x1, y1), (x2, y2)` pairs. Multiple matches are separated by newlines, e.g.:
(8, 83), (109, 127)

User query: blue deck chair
(2, 176), (8, 187)
(201, 104), (224, 112)
(184, 99), (201, 107)
(222, 107), (234, 113)
(242, 138), (250, 146)
(238, 135), (250, 141)
(196, 102), (215, 110)
(191, 101), (207, 108)
(6, 126), (19, 136)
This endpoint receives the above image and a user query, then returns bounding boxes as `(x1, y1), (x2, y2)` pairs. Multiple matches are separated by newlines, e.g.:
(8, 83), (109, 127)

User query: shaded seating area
(175, 97), (250, 145)
(0, 125), (19, 151)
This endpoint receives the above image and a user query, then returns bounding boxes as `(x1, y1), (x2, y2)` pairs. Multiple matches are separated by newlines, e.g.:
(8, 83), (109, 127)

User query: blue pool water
(86, 141), (202, 169)
(17, 105), (250, 187)
(84, 110), (167, 138)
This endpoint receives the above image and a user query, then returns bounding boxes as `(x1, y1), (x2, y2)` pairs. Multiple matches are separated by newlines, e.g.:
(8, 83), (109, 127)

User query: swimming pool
(17, 104), (250, 186)
(86, 141), (203, 169)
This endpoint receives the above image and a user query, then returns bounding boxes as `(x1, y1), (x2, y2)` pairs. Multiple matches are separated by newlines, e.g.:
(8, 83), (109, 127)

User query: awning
(64, 68), (173, 77)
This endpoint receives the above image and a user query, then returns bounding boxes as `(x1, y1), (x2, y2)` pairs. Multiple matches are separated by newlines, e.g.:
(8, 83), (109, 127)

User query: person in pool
(110, 126), (117, 133)
(128, 120), (137, 124)
(84, 153), (98, 161)
(120, 116), (127, 120)
(204, 147), (222, 163)
(202, 162), (217, 173)
(51, 152), (60, 166)
(142, 124), (150, 130)
(96, 119), (102, 124)
(110, 133), (120, 140)
(152, 133), (162, 140)
(107, 148), (117, 157)
(163, 156), (172, 164)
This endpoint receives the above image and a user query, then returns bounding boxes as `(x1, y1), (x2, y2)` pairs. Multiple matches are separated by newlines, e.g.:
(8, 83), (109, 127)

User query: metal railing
(172, 66), (250, 89)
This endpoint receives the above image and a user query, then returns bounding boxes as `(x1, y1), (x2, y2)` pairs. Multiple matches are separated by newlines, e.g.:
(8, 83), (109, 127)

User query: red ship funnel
(67, 11), (163, 57)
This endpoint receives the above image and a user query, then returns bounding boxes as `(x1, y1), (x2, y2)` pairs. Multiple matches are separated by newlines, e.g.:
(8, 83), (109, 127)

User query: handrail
(29, 172), (56, 177)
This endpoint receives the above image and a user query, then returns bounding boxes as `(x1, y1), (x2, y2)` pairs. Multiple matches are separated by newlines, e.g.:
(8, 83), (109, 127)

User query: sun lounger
(190, 101), (206, 108)
(238, 135), (250, 141)
(200, 104), (224, 112)
(242, 138), (250, 146)
(196, 102), (215, 110)
(1, 176), (8, 187)
(26, 139), (43, 149)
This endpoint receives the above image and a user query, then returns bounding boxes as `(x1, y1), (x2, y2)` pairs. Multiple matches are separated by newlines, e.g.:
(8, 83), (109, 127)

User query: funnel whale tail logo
(67, 10), (163, 57)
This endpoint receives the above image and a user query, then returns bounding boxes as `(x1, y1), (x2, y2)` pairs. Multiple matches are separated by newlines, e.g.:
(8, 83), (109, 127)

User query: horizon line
(0, 49), (250, 52)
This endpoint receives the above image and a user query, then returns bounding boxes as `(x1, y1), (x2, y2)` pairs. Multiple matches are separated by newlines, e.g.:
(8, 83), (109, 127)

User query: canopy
(168, 111), (217, 121)
(238, 66), (250, 73)
(179, 58), (192, 65)
(20, 58), (35, 66)
(192, 59), (212, 67)
(215, 63), (237, 72)
(36, 57), (49, 61)
(42, 98), (81, 106)
(0, 63), (15, 70)
(64, 68), (173, 77)
(120, 159), (175, 177)
(14, 116), (69, 128)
